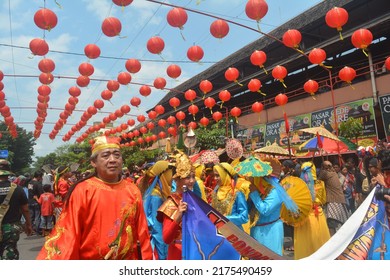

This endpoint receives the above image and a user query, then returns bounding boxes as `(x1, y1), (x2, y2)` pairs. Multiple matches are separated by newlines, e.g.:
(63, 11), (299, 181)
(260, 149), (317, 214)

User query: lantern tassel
(235, 80), (243, 87)
(179, 29), (186, 41)
(235, 117), (239, 123)
(320, 63), (332, 69)
(338, 31), (344, 41)
(261, 66), (268, 75)
(348, 83), (355, 90)
(362, 49), (369, 57)
(257, 90), (266, 96)
(202, 94), (206, 100)
(209, 108), (213, 114)
(158, 54), (166, 62)
(310, 94), (316, 100)
(220, 102), (224, 109)
(256, 20), (262, 32)
(280, 80), (287, 88)
(258, 114), (261, 123)
(296, 48), (304, 55)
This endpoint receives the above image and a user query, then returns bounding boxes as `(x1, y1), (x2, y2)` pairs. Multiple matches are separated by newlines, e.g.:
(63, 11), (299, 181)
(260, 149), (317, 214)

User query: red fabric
(38, 192), (55, 216)
(162, 215), (182, 260)
(37, 177), (152, 260)
(316, 132), (323, 148)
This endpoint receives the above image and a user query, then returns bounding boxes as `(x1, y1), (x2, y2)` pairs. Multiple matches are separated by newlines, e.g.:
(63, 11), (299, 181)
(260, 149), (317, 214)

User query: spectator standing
(0, 160), (32, 259)
(37, 184), (55, 236)
(27, 171), (43, 234)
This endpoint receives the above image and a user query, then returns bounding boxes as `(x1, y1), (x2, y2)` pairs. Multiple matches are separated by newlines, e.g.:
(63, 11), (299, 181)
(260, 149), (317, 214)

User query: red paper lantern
(210, 19), (229, 39)
(188, 121), (197, 130)
(38, 58), (55, 73)
(303, 80), (319, 98)
(131, 97), (141, 107)
(39, 72), (54, 85)
(212, 111), (223, 122)
(69, 86), (81, 97)
(308, 48), (327, 65)
(188, 104), (199, 119)
(155, 105), (165, 115)
(250, 50), (267, 73)
(158, 131), (166, 139)
(167, 126), (177, 136)
(78, 62), (94, 76)
(166, 64), (182, 79)
(272, 65), (288, 88)
(338, 66), (356, 84)
(230, 107), (242, 123)
(158, 119), (167, 128)
(139, 85), (151, 97)
(76, 75), (90, 87)
(146, 122), (155, 130)
(199, 80), (213, 96)
(112, 0), (133, 7)
(325, 7), (348, 39)
(275, 93), (288, 106)
(34, 8), (58, 30)
(252, 101), (264, 113)
(167, 116), (176, 125)
(117, 72), (132, 85)
(68, 96), (79, 106)
(147, 36), (165, 55)
(247, 78), (264, 95)
(351, 28), (373, 54)
(94, 99), (104, 110)
(148, 110), (157, 120)
(125, 59), (141, 73)
(102, 17), (122, 37)
(37, 95), (50, 103)
(121, 104), (131, 114)
(204, 97), (216, 113)
(153, 77), (166, 90)
(218, 90), (231, 106)
(107, 80), (120, 92)
(127, 119), (135, 126)
(176, 111), (186, 122)
(38, 85), (51, 96)
(133, 130), (140, 137)
(169, 97), (180, 110)
(184, 89), (197, 102)
(245, 0), (268, 23)
(84, 44), (101, 59)
(137, 115), (146, 123)
(199, 117), (210, 127)
(166, 7), (188, 29)
(87, 106), (98, 115)
(101, 89), (113, 100)
(187, 45), (204, 62)
(137, 137), (144, 145)
(385, 57), (390, 71)
(282, 29), (302, 49)
(224, 67), (241, 85)
(29, 38), (49, 56)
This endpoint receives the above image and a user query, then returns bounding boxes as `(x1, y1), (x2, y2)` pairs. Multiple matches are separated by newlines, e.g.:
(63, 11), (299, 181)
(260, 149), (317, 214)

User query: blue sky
(0, 0), (322, 158)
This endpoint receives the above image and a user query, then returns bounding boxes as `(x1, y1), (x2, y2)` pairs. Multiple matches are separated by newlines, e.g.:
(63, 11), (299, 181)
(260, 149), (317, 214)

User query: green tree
(0, 122), (35, 173)
(338, 117), (363, 143)
(194, 120), (227, 150)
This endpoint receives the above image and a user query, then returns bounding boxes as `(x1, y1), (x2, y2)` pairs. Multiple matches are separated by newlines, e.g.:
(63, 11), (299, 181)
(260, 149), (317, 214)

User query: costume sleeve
(162, 215), (181, 244)
(226, 191), (248, 226)
(135, 191), (153, 260)
(249, 188), (281, 216)
(146, 195), (167, 259)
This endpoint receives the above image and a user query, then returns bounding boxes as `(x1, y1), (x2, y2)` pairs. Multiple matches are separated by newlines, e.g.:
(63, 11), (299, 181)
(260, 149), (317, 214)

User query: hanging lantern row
(0, 88), (18, 138)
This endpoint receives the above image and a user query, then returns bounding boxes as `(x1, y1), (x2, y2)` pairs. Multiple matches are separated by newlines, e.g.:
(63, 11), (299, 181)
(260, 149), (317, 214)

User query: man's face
(91, 148), (123, 183)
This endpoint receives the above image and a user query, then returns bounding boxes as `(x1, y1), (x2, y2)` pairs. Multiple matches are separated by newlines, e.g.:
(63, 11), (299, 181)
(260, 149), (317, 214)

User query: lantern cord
(159, 54), (166, 62)
(54, 0), (62, 9)
(295, 48), (304, 55)
(256, 21), (262, 32)
(179, 29), (186, 41)
(257, 90), (266, 96)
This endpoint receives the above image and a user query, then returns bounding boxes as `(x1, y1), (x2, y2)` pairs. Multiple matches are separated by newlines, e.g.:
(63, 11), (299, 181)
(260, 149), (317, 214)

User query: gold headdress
(172, 150), (194, 179)
(91, 136), (121, 155)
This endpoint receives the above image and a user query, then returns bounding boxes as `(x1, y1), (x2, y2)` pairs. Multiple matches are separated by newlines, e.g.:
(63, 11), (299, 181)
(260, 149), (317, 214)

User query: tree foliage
(194, 120), (228, 150)
(338, 117), (364, 142)
(0, 122), (35, 174)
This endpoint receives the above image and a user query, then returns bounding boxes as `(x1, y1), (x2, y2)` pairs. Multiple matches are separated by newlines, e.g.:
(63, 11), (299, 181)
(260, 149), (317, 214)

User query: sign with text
(378, 94), (390, 141)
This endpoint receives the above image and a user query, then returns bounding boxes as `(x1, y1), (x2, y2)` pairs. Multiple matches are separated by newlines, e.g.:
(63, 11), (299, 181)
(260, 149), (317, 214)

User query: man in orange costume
(37, 136), (152, 260)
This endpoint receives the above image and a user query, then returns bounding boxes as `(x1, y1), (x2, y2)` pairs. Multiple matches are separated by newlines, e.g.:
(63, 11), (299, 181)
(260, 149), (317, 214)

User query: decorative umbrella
(279, 176), (313, 227)
(254, 142), (294, 156)
(299, 135), (351, 154)
(225, 138), (243, 160)
(234, 156), (272, 177)
(298, 125), (340, 141)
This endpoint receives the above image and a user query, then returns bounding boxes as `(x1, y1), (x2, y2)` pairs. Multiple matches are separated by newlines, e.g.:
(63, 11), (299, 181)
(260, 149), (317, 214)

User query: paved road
(18, 232), (45, 260)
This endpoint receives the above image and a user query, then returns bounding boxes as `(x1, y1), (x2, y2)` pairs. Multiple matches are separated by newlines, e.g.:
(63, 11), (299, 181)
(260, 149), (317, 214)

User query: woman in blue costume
(140, 161), (173, 260)
(211, 162), (249, 230)
(248, 175), (298, 256)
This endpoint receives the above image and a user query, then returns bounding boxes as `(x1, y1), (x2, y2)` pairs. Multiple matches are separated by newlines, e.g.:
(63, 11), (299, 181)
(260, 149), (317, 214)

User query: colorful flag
(182, 190), (285, 260)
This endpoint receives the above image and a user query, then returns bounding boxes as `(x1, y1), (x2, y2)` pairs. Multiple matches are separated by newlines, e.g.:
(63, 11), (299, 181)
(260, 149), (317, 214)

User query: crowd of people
(1, 135), (390, 260)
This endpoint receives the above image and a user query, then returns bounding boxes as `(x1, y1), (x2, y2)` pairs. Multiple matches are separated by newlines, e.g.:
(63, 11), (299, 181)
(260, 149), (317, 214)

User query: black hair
(378, 149), (390, 171)
(33, 170), (43, 178)
(43, 184), (52, 192)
